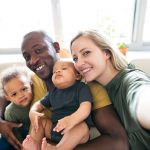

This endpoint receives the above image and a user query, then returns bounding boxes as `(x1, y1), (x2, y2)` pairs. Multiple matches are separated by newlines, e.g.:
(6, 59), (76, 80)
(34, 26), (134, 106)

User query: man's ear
(53, 42), (60, 53)
(76, 73), (82, 80)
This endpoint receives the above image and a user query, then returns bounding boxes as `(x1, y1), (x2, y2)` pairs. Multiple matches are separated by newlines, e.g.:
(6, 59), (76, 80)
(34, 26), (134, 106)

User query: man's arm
(74, 105), (129, 150)
(0, 96), (22, 150)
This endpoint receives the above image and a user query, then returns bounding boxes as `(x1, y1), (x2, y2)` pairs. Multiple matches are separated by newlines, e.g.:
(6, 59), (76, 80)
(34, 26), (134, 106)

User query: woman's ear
(104, 50), (111, 59)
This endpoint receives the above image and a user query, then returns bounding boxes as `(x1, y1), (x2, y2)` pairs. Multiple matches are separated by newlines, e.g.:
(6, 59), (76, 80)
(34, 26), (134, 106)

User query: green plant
(117, 42), (128, 49)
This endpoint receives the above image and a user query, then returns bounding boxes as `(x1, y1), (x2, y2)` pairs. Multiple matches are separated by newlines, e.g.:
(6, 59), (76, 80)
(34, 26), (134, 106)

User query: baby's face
(4, 75), (33, 107)
(52, 61), (78, 89)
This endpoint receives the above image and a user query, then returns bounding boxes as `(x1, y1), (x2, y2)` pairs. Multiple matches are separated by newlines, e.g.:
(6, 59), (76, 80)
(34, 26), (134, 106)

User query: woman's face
(71, 36), (110, 82)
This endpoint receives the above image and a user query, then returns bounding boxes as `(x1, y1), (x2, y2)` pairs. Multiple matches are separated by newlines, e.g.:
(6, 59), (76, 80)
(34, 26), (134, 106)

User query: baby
(22, 60), (93, 150)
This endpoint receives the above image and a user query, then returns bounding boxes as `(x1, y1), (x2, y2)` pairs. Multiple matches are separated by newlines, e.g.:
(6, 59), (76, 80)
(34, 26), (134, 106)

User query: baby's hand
(29, 111), (44, 132)
(53, 116), (74, 134)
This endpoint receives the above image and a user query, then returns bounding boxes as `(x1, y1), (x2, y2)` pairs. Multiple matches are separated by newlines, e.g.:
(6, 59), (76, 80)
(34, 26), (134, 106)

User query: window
(143, 0), (150, 42)
(60, 0), (135, 47)
(0, 0), (54, 51)
(0, 0), (150, 54)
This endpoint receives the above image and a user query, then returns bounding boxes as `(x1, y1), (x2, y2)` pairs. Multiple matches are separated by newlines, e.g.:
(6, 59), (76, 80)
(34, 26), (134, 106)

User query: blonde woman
(71, 29), (150, 150)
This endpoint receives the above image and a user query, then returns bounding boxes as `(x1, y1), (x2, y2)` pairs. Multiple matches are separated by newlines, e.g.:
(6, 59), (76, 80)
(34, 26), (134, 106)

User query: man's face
(21, 32), (57, 80)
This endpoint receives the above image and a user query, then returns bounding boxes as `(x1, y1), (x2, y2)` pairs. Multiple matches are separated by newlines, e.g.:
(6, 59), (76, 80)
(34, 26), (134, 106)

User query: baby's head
(52, 60), (81, 89)
(0, 66), (33, 107)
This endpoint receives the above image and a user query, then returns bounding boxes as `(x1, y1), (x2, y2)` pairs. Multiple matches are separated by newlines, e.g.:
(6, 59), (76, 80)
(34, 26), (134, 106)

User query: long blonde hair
(70, 29), (128, 70)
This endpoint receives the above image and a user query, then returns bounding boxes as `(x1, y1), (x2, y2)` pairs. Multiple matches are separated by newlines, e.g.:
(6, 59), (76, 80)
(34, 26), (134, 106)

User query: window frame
(0, 0), (149, 54)
(130, 0), (150, 51)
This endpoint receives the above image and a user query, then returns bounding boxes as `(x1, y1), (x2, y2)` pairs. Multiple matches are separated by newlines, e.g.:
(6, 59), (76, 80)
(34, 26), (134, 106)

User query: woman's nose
(76, 58), (84, 68)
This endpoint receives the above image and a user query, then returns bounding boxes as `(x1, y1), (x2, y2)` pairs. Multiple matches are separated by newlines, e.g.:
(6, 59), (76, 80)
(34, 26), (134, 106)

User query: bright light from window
(143, 0), (150, 42)
(60, 0), (135, 47)
(0, 0), (54, 48)
(0, 0), (149, 52)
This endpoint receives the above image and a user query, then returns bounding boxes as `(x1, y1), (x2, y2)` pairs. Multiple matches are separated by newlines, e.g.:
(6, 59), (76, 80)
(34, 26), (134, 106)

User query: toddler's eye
(22, 87), (28, 91)
(11, 92), (17, 97)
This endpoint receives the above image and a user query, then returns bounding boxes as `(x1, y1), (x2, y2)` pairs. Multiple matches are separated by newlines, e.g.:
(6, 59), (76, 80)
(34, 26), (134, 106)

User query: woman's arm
(74, 105), (129, 150)
(136, 85), (150, 129)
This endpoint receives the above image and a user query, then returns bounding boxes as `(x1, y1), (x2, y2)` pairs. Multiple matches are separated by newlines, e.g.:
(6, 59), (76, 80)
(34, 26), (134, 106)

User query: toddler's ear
(30, 81), (33, 86)
(4, 95), (11, 101)
(30, 82), (34, 91)
(76, 73), (82, 80)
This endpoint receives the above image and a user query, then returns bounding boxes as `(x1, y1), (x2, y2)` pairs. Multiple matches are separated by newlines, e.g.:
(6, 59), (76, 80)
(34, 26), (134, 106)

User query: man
(0, 31), (58, 150)
(0, 30), (129, 150)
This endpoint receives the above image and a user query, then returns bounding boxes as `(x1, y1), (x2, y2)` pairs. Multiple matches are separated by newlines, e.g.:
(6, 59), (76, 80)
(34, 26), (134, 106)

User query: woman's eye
(73, 57), (78, 62)
(83, 51), (90, 56)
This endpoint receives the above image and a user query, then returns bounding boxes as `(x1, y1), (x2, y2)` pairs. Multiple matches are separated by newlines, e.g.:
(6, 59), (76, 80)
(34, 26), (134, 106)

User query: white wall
(0, 52), (150, 75)
(127, 51), (150, 75)
(131, 58), (150, 75)
(0, 54), (25, 72)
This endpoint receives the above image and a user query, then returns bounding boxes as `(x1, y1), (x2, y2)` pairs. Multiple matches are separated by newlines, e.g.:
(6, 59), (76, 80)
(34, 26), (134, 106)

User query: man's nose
(30, 55), (39, 65)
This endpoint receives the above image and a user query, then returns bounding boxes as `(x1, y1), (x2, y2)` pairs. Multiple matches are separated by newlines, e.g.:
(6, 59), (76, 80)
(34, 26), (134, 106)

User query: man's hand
(0, 119), (22, 150)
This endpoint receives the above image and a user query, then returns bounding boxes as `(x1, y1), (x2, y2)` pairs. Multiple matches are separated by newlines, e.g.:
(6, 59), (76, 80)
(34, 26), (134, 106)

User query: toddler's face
(4, 75), (33, 107)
